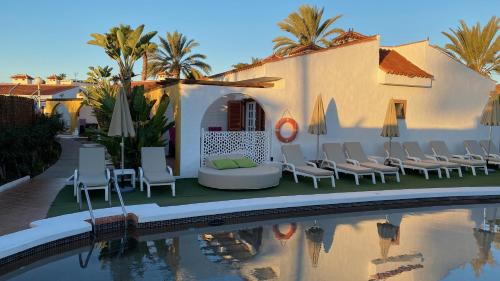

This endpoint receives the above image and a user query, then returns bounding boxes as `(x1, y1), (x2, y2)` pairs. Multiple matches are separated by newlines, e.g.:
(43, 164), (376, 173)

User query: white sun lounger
(464, 140), (500, 167)
(139, 147), (176, 197)
(282, 144), (335, 189)
(403, 141), (462, 178)
(429, 140), (488, 176)
(479, 140), (500, 159)
(74, 147), (111, 204)
(343, 142), (400, 183)
(321, 143), (376, 185)
(384, 142), (442, 180)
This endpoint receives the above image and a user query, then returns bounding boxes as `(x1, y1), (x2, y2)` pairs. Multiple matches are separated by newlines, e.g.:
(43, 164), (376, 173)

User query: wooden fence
(0, 95), (35, 129)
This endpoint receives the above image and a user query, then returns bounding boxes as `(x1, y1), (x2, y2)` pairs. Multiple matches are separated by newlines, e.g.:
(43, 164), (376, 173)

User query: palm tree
(232, 57), (261, 69)
(142, 42), (157, 80)
(56, 73), (67, 80)
(148, 31), (211, 79)
(273, 5), (343, 56)
(88, 24), (157, 96)
(86, 66), (113, 83)
(440, 16), (499, 76)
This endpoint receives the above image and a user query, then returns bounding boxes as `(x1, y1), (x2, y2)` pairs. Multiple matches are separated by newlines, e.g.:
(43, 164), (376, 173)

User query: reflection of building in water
(146, 207), (497, 280)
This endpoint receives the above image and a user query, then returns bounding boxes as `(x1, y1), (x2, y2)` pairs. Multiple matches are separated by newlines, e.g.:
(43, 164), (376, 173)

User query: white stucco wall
(178, 38), (496, 178)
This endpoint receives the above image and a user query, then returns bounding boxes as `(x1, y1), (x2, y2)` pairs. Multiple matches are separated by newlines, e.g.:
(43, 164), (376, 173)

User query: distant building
(10, 74), (34, 85)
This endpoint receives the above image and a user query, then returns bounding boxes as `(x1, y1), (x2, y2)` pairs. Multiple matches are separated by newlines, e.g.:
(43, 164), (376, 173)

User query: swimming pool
(2, 203), (500, 280)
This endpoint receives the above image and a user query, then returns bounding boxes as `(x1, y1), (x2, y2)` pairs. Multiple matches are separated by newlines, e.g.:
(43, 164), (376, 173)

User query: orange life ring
(272, 223), (297, 240)
(275, 118), (298, 143)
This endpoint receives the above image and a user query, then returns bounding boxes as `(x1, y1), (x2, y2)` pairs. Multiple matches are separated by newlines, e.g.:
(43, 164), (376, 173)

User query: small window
(394, 100), (407, 119)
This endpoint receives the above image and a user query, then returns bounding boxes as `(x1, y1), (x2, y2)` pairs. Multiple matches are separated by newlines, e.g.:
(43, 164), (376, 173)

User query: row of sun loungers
(74, 147), (175, 204)
(282, 140), (499, 187)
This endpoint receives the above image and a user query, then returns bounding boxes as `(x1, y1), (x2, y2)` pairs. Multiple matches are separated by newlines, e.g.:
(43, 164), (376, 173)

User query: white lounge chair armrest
(466, 153), (484, 161)
(434, 155), (449, 162)
(166, 165), (173, 176)
(451, 154), (466, 159)
(282, 162), (296, 172)
(424, 154), (437, 160)
(367, 156), (379, 163)
(322, 159), (337, 169)
(106, 168), (111, 181)
(490, 153), (500, 159)
(407, 156), (421, 162)
(388, 157), (402, 165)
(305, 161), (317, 168)
(139, 167), (144, 179)
(346, 158), (359, 165)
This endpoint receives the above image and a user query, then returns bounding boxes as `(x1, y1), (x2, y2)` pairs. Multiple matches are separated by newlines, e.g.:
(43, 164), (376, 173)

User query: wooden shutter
(227, 100), (243, 131)
(255, 103), (265, 131)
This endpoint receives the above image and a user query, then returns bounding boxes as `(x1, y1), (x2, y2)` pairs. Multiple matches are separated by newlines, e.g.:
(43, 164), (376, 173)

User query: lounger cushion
(233, 157), (257, 168)
(296, 166), (334, 176)
(402, 160), (440, 169)
(79, 173), (108, 187)
(212, 159), (239, 170)
(198, 164), (281, 190)
(336, 163), (373, 173)
(360, 162), (399, 172)
(421, 159), (460, 168)
(144, 171), (175, 184)
(448, 158), (486, 166)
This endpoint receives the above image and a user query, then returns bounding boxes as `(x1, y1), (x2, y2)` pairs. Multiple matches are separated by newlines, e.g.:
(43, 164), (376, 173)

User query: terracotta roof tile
(331, 30), (370, 46)
(46, 74), (58, 79)
(0, 84), (78, 96)
(10, 74), (33, 79)
(379, 49), (434, 79)
(210, 35), (378, 78)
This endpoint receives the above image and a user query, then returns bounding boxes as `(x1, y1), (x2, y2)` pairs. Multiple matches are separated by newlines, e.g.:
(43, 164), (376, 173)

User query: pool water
(3, 204), (500, 281)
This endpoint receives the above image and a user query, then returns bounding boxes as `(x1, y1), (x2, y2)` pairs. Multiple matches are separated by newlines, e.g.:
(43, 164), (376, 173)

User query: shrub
(0, 114), (64, 184)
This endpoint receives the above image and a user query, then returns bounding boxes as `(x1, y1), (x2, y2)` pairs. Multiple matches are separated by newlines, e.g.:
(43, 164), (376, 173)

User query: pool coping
(1, 186), (500, 268)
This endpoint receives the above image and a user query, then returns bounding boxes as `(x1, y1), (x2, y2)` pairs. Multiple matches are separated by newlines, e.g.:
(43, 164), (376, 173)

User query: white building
(156, 33), (496, 178)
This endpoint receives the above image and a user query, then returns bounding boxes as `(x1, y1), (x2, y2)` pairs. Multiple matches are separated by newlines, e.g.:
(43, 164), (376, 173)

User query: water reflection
(4, 204), (500, 281)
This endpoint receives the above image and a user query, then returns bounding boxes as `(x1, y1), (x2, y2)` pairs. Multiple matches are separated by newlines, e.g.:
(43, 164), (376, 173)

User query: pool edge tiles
(1, 186), (500, 272)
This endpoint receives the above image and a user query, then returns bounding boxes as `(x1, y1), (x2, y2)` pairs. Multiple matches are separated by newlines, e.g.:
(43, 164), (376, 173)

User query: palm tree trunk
(141, 53), (148, 81)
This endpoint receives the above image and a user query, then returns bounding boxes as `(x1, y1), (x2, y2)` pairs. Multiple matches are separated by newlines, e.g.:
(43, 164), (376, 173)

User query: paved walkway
(0, 137), (79, 236)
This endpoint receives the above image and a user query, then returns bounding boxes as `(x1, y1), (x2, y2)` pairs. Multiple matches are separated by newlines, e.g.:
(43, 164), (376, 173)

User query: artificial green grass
(47, 169), (500, 218)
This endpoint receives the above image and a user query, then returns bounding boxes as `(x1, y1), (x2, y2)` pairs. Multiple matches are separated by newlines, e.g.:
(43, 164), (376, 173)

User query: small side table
(113, 168), (136, 190)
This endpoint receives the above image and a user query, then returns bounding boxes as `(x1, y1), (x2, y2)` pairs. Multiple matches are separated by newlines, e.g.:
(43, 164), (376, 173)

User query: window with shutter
(227, 100), (244, 131)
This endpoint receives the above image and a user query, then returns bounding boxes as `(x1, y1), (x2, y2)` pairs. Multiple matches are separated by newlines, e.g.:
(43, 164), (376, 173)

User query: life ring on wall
(275, 118), (298, 143)
(272, 223), (297, 240)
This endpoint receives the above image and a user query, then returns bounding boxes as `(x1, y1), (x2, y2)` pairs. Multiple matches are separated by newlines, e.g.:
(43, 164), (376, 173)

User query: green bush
(0, 114), (64, 184)
(84, 83), (173, 168)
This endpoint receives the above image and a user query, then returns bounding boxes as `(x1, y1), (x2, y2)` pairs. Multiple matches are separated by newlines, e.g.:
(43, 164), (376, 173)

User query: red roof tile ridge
(210, 35), (378, 78)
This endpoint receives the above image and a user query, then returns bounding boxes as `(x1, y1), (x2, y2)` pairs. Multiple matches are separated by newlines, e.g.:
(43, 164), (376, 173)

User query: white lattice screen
(201, 130), (271, 166)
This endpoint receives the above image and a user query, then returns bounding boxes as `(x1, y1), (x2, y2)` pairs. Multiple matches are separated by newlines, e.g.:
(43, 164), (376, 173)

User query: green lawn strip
(47, 170), (500, 218)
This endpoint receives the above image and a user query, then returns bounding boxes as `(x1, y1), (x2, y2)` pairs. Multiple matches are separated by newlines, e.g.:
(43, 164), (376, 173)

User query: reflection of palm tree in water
(471, 229), (496, 277)
(98, 237), (145, 281)
(154, 237), (180, 279)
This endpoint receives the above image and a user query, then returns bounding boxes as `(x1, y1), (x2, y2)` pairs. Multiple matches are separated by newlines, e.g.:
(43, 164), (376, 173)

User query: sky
(0, 0), (498, 82)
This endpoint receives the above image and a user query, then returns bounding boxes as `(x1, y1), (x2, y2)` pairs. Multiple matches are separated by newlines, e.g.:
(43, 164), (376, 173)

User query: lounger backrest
(322, 143), (347, 164)
(384, 142), (406, 160)
(480, 140), (499, 154)
(403, 142), (426, 159)
(464, 140), (484, 156)
(281, 144), (306, 166)
(79, 147), (105, 177)
(141, 147), (166, 173)
(343, 142), (369, 163)
(429, 141), (452, 157)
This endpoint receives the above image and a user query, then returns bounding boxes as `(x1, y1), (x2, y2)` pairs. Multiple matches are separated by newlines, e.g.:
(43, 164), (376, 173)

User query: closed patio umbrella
(308, 95), (327, 161)
(377, 221), (400, 260)
(108, 88), (136, 190)
(480, 92), (500, 165)
(305, 225), (324, 268)
(381, 99), (399, 165)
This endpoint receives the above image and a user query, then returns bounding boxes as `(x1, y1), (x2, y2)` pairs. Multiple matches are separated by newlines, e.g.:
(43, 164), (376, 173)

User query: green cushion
(233, 157), (257, 168)
(212, 159), (239, 170)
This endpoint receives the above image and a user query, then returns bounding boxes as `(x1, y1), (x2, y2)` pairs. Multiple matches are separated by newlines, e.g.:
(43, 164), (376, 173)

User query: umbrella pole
(316, 134), (320, 162)
(487, 126), (492, 166)
(120, 135), (125, 189)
